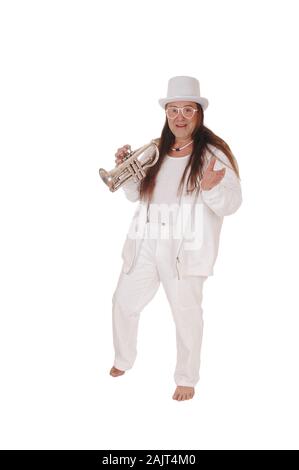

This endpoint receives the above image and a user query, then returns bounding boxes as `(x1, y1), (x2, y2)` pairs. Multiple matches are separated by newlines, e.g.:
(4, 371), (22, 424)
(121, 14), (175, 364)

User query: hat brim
(158, 96), (209, 111)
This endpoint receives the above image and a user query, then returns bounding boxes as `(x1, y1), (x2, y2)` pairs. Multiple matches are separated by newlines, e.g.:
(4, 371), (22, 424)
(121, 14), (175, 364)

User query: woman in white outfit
(109, 76), (242, 401)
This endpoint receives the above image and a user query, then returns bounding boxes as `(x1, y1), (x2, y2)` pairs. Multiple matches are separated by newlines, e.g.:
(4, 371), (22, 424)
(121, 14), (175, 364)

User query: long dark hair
(140, 104), (241, 203)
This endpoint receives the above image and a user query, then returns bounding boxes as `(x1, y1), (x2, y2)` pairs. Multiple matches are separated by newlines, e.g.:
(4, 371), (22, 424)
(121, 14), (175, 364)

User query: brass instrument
(99, 139), (160, 192)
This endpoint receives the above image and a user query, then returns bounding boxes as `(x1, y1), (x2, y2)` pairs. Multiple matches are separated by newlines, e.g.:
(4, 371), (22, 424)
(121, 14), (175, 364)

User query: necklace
(171, 140), (193, 152)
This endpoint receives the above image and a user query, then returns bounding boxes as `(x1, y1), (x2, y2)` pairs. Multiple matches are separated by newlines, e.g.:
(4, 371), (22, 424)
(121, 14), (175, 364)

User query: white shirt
(147, 154), (191, 224)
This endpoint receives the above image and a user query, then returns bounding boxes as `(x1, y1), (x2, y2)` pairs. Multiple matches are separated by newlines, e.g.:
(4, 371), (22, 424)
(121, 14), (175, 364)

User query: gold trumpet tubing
(130, 158), (146, 181)
(126, 161), (138, 184)
(112, 161), (140, 189)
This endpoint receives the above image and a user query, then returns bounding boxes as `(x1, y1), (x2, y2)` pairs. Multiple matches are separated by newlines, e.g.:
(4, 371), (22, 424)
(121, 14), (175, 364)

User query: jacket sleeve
(200, 149), (242, 217)
(121, 178), (141, 202)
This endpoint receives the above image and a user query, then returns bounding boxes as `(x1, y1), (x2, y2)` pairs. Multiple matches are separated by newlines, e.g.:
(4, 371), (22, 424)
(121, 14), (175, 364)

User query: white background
(0, 0), (298, 450)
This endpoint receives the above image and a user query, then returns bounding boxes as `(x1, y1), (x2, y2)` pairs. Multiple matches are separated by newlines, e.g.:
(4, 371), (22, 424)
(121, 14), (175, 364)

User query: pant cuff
(113, 359), (133, 371)
(175, 377), (199, 387)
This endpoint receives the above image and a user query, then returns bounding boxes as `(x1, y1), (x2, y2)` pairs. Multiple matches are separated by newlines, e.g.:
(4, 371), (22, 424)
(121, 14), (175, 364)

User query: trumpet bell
(99, 168), (113, 188)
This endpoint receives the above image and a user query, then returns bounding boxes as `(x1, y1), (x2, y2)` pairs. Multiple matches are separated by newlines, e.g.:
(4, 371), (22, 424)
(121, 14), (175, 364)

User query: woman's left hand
(200, 156), (226, 191)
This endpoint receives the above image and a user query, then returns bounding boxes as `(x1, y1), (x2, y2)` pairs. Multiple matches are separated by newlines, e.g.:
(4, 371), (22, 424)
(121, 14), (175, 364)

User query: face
(166, 101), (200, 140)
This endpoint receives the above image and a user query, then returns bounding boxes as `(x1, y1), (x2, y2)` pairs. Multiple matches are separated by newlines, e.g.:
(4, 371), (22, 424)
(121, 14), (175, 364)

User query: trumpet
(99, 139), (160, 192)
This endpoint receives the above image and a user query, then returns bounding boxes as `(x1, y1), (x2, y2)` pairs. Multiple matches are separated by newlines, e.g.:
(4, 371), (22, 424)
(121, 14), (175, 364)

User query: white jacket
(120, 144), (242, 278)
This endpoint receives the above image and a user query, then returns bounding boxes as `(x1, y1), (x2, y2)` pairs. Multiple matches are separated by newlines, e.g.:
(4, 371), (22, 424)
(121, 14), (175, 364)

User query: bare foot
(110, 366), (125, 377)
(172, 385), (195, 401)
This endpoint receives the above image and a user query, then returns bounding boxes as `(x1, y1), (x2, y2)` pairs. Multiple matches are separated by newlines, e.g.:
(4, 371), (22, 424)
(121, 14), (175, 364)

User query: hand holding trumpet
(115, 144), (132, 166)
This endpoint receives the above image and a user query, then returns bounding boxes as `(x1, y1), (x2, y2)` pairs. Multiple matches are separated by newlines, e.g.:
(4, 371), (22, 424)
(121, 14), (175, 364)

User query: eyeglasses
(165, 105), (198, 120)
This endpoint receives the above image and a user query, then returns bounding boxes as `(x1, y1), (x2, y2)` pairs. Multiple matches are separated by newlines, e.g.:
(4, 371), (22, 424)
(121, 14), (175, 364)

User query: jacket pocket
(176, 240), (216, 277)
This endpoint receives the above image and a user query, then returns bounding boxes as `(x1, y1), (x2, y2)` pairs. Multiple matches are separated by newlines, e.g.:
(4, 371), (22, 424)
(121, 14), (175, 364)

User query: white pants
(112, 223), (208, 387)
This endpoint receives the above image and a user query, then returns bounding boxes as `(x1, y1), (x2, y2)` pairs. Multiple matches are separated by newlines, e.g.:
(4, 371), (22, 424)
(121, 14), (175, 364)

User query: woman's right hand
(200, 156), (226, 191)
(115, 144), (132, 166)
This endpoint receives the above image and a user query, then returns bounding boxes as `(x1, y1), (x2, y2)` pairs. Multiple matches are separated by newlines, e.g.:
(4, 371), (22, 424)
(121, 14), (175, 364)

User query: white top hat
(158, 76), (209, 110)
